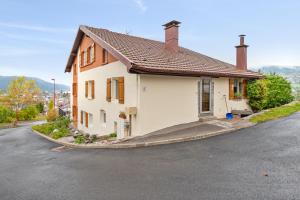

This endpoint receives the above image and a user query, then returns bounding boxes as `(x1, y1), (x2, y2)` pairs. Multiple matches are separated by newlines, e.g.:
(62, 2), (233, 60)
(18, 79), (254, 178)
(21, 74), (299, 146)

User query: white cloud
(133, 0), (147, 12)
(0, 22), (74, 33)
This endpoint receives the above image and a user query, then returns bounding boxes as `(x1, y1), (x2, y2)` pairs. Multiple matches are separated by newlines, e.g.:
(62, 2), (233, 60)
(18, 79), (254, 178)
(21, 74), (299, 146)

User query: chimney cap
(239, 34), (246, 37)
(162, 20), (181, 28)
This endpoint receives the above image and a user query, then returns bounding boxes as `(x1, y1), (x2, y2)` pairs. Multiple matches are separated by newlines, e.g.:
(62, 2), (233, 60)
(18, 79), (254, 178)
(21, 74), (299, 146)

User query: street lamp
(51, 78), (56, 108)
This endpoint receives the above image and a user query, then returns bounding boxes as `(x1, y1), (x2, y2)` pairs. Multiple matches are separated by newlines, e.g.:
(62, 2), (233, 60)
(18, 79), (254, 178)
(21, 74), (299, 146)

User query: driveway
(0, 113), (300, 200)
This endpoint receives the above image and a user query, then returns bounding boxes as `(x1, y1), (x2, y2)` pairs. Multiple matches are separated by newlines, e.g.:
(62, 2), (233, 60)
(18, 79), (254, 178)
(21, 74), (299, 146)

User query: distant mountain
(0, 76), (70, 92)
(256, 66), (300, 74)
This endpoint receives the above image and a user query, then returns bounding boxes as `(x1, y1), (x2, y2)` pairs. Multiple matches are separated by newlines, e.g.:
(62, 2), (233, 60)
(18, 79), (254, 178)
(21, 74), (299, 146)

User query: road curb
(31, 123), (256, 149)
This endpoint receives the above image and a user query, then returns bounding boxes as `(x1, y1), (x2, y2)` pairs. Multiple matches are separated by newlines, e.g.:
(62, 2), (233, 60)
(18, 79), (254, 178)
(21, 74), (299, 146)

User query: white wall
(213, 77), (251, 118)
(137, 75), (199, 136)
(71, 62), (251, 138)
(76, 61), (138, 137)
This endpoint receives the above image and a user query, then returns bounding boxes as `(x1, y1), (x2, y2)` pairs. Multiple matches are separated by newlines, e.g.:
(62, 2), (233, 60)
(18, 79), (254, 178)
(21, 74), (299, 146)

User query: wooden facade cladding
(78, 35), (117, 72)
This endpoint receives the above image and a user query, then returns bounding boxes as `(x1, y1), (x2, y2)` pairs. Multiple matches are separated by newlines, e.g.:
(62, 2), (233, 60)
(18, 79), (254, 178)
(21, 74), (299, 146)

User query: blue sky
(0, 0), (299, 85)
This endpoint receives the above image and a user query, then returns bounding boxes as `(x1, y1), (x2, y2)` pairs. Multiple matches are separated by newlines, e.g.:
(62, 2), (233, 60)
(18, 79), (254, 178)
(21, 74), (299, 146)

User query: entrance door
(200, 79), (212, 114)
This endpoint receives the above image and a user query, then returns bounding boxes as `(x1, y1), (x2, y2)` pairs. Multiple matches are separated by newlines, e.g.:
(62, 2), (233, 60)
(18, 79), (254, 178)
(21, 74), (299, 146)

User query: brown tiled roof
(65, 25), (262, 78)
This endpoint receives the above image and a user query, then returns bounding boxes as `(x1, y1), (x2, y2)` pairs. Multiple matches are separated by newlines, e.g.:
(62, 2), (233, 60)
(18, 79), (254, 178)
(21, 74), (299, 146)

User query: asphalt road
(1, 113), (300, 200)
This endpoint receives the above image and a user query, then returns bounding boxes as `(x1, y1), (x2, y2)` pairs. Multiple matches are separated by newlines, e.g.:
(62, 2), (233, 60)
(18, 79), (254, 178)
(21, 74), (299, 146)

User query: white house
(65, 20), (262, 139)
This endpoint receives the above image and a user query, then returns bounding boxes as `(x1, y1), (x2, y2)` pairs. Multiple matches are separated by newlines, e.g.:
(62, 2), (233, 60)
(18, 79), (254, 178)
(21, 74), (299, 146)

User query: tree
(247, 74), (294, 111)
(265, 75), (294, 108)
(7, 77), (41, 120)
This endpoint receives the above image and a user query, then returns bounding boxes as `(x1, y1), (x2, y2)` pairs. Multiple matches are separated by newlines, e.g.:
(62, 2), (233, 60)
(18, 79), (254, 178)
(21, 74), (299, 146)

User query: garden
(247, 74), (300, 123)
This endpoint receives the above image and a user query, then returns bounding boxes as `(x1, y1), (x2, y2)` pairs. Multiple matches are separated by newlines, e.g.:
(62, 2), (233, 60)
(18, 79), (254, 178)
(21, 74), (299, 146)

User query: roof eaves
(79, 26), (134, 71)
(129, 65), (263, 79)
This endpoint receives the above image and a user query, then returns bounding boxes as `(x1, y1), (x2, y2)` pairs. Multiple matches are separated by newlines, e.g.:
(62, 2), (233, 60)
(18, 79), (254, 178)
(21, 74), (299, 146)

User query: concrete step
(198, 116), (217, 122)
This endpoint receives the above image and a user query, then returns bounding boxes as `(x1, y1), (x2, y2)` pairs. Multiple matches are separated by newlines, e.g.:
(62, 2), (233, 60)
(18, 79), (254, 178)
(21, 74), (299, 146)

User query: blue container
(226, 113), (233, 120)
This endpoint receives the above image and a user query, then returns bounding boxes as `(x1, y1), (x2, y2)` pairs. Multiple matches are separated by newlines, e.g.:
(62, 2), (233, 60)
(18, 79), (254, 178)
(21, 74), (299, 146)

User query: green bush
(32, 117), (71, 138)
(247, 79), (268, 111)
(18, 105), (39, 121)
(51, 128), (69, 139)
(74, 135), (85, 144)
(0, 106), (16, 123)
(266, 75), (294, 108)
(109, 132), (117, 138)
(36, 103), (44, 113)
(46, 109), (58, 122)
(247, 74), (294, 111)
(32, 123), (56, 135)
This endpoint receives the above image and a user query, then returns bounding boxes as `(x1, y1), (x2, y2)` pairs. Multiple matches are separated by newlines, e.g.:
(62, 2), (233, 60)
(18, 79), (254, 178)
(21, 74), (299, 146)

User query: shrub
(32, 117), (71, 137)
(36, 103), (44, 113)
(247, 79), (268, 111)
(47, 109), (58, 122)
(18, 105), (39, 121)
(54, 116), (71, 129)
(0, 106), (16, 123)
(265, 75), (294, 108)
(247, 74), (294, 111)
(48, 100), (54, 110)
(51, 128), (70, 139)
(32, 123), (56, 135)
(109, 132), (117, 138)
(74, 135), (85, 144)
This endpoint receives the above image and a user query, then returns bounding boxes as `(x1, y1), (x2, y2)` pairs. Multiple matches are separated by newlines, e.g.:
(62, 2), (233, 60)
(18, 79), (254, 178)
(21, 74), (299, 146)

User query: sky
(0, 0), (299, 85)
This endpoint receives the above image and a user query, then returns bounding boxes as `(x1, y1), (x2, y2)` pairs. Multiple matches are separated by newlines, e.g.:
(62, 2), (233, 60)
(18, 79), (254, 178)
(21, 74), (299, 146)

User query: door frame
(198, 78), (214, 116)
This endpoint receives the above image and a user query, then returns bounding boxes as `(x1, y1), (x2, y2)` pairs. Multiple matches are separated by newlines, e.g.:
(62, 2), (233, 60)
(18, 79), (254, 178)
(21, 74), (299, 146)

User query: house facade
(65, 20), (262, 139)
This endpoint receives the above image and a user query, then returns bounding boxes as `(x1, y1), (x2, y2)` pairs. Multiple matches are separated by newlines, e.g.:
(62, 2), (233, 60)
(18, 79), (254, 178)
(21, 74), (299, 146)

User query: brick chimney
(235, 35), (249, 70)
(163, 20), (181, 52)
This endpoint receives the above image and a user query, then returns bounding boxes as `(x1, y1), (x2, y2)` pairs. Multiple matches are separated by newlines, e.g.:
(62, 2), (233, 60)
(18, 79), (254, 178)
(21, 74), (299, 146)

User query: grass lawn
(250, 101), (300, 123)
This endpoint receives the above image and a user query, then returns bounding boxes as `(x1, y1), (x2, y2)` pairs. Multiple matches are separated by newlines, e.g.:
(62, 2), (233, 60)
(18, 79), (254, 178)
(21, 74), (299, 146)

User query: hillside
(0, 76), (70, 92)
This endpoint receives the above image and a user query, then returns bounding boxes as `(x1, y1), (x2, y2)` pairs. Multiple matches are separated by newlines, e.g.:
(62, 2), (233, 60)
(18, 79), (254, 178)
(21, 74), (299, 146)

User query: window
(106, 77), (124, 104)
(112, 78), (119, 100)
(89, 113), (93, 128)
(102, 49), (108, 64)
(85, 80), (95, 99)
(229, 79), (245, 100)
(100, 110), (106, 126)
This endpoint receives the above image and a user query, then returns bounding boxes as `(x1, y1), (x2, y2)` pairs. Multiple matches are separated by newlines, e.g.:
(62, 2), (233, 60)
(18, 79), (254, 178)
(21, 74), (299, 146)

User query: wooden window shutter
(118, 77), (124, 104)
(106, 78), (111, 102)
(91, 43), (95, 63)
(91, 80), (95, 99)
(80, 111), (83, 124)
(85, 112), (89, 128)
(229, 79), (234, 100)
(85, 81), (88, 98)
(87, 47), (90, 64)
(242, 79), (247, 98)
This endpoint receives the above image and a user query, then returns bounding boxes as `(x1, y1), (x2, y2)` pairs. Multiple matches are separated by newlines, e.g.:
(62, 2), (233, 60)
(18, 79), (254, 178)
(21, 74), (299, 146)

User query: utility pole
(51, 78), (56, 108)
